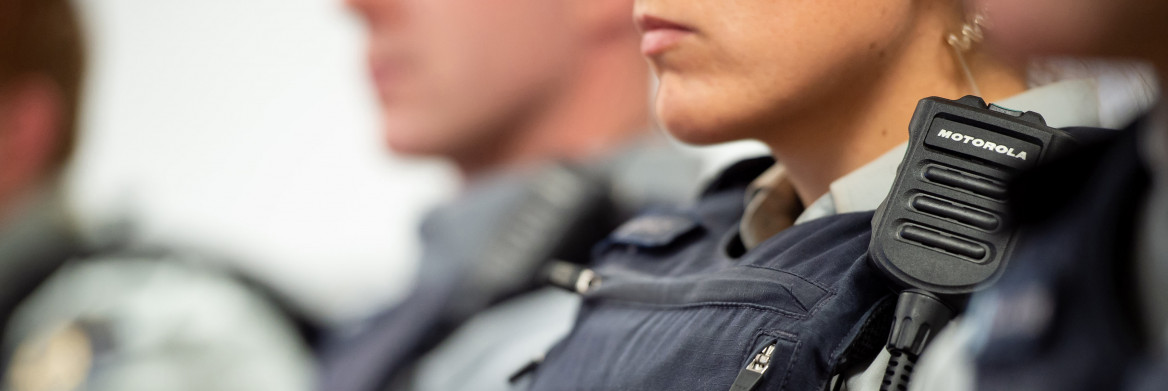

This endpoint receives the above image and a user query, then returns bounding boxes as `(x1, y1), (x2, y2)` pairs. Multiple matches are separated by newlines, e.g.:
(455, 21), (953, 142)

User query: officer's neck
(761, 51), (1026, 206)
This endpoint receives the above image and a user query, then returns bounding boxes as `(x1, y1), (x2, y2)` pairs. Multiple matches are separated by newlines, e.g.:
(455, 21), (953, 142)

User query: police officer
(521, 0), (1109, 389)
(318, 0), (703, 390)
(0, 2), (314, 390)
(908, 0), (1168, 390)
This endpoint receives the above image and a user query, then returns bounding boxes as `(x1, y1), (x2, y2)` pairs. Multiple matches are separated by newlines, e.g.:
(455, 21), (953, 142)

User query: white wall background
(67, 0), (460, 324)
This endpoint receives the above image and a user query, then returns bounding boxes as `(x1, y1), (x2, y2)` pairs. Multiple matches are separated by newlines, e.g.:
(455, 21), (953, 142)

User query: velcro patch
(608, 213), (701, 248)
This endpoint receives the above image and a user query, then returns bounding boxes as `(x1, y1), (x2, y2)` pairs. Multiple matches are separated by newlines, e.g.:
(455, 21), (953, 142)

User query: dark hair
(0, 0), (85, 169)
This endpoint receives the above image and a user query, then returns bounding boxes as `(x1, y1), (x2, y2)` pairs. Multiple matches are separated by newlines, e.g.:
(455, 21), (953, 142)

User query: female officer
(523, 0), (1103, 390)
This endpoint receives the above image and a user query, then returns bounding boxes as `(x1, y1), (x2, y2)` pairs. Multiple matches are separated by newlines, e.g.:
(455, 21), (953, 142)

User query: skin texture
(347, 0), (649, 178)
(635, 0), (1027, 203)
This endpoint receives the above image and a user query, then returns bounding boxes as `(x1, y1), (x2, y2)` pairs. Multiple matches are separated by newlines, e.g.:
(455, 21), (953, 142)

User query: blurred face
(969, 0), (1168, 63)
(635, 0), (922, 144)
(0, 78), (64, 220)
(348, 0), (580, 158)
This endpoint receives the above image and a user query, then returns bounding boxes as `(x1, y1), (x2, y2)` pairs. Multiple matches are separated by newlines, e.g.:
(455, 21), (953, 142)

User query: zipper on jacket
(729, 342), (776, 391)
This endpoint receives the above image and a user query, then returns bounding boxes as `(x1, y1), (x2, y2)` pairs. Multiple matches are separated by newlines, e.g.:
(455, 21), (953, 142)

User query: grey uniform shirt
(5, 258), (316, 391)
(735, 80), (1103, 391)
(0, 190), (314, 391)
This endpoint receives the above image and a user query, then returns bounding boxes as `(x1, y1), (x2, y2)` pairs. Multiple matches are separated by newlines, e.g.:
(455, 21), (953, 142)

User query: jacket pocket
(586, 265), (833, 318)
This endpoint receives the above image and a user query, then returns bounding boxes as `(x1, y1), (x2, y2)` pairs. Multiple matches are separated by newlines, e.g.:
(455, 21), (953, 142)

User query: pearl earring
(947, 14), (985, 96)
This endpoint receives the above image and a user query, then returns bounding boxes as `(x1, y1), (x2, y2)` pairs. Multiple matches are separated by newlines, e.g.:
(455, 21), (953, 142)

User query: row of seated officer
(1, 0), (703, 391)
(329, 0), (1164, 390)
(5, 0), (1164, 390)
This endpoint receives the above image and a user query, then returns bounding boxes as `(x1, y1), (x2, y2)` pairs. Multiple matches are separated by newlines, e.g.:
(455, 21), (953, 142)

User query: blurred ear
(571, 0), (638, 43)
(0, 77), (63, 202)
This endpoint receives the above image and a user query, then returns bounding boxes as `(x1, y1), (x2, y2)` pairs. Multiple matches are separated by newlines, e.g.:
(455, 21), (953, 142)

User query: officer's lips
(636, 14), (695, 56)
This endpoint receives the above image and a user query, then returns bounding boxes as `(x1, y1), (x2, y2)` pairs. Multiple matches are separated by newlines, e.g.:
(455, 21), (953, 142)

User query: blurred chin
(657, 103), (724, 145)
(383, 130), (439, 157)
(380, 117), (453, 158)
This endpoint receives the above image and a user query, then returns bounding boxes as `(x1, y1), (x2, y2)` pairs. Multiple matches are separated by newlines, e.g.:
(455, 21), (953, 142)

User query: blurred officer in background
(0, 1), (314, 390)
(907, 0), (1168, 390)
(318, 0), (700, 390)
(0, 0), (85, 320)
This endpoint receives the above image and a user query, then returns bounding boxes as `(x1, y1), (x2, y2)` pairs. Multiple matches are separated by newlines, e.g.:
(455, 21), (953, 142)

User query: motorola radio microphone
(868, 95), (1078, 390)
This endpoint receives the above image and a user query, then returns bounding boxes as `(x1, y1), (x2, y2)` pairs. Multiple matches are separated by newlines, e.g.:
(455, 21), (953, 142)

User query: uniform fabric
(526, 158), (896, 391)
(317, 166), (611, 391)
(969, 124), (1154, 390)
(318, 140), (703, 391)
(4, 258), (315, 391)
(525, 82), (1105, 391)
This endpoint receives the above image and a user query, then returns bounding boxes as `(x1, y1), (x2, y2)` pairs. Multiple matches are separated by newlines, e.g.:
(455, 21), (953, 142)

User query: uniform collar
(740, 80), (1104, 250)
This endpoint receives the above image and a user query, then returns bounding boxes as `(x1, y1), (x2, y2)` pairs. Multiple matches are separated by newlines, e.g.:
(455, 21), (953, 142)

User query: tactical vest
(527, 158), (896, 390)
(971, 125), (1165, 390)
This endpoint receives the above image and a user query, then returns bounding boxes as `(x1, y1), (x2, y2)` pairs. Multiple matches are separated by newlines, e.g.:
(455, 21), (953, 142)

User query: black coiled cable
(880, 349), (917, 391)
(880, 290), (954, 391)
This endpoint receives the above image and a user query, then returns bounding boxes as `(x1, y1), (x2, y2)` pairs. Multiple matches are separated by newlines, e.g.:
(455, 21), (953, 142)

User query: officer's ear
(0, 76), (64, 204)
(571, 0), (638, 43)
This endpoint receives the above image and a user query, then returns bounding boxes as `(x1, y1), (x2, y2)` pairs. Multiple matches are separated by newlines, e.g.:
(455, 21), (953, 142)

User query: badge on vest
(606, 212), (701, 249)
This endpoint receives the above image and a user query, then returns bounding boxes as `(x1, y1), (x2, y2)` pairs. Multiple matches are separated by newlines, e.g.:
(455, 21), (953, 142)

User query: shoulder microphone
(868, 95), (1078, 391)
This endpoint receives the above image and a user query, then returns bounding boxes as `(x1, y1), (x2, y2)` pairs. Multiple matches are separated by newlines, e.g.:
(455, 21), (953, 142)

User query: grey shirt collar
(742, 80), (1103, 249)
(796, 79), (1104, 225)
